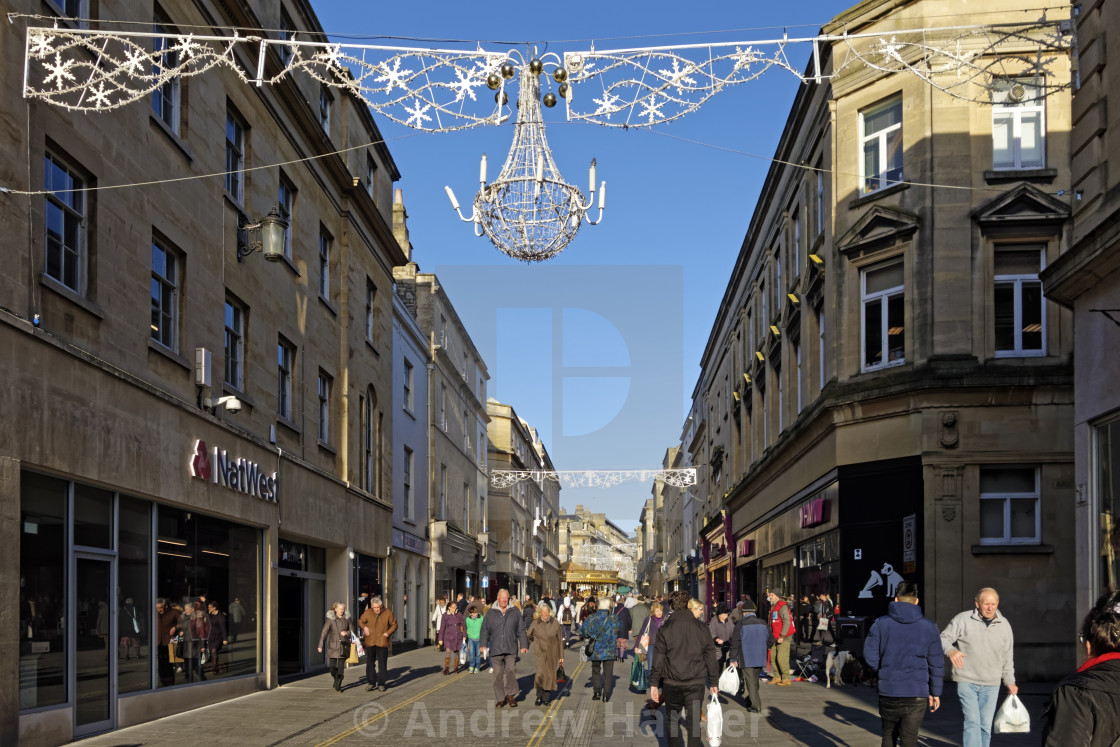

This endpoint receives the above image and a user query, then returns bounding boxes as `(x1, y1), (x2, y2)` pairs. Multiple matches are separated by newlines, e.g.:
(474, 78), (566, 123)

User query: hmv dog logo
(189, 439), (277, 503)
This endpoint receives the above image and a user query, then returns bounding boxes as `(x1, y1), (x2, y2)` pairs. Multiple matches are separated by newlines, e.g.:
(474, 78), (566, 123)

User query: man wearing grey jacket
(940, 587), (1018, 747)
(480, 589), (529, 708)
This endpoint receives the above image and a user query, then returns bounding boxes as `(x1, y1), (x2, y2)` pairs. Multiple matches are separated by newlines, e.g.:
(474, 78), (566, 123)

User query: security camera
(205, 395), (242, 414)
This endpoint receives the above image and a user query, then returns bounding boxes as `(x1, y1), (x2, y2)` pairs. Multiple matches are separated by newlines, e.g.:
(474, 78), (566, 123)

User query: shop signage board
(189, 439), (277, 502)
(902, 514), (916, 573)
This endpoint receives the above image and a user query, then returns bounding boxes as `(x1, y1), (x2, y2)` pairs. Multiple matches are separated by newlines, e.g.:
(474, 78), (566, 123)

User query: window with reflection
(118, 498), (151, 694)
(157, 507), (259, 686)
(19, 472), (68, 709)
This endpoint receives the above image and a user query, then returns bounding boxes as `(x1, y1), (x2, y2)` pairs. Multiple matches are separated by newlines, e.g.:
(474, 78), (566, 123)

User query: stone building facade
(1040, 0), (1120, 630)
(390, 284), (431, 651)
(2, 1), (406, 742)
(685, 0), (1076, 679)
(485, 399), (553, 600)
(392, 260), (490, 618)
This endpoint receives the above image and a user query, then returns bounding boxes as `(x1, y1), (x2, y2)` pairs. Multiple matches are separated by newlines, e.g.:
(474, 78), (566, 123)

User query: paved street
(74, 640), (1051, 746)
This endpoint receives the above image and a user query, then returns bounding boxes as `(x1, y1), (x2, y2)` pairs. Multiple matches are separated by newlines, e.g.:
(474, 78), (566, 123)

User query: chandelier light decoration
(444, 56), (606, 262)
(489, 468), (697, 489)
(19, 14), (1071, 259)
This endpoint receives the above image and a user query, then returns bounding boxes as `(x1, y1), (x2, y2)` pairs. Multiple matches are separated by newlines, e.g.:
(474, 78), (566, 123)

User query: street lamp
(237, 206), (288, 262)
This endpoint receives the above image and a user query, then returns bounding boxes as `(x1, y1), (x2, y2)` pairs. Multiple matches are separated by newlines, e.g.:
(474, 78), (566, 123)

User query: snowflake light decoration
(490, 468), (697, 489)
(18, 15), (1073, 261)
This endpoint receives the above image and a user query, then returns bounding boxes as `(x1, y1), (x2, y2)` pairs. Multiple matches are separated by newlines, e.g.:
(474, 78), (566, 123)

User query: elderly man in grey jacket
(940, 587), (1018, 747)
(480, 588), (529, 709)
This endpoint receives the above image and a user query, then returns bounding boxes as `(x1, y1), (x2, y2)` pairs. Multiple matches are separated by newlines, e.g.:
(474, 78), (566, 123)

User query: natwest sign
(189, 439), (277, 503)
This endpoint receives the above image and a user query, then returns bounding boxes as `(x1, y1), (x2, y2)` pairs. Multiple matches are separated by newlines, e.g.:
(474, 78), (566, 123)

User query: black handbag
(556, 665), (567, 682)
(338, 633), (351, 659)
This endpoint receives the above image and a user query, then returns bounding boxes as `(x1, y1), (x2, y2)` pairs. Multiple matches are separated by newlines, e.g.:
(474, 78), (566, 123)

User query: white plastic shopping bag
(459, 641), (468, 665)
(718, 665), (739, 695)
(993, 694), (1030, 733)
(706, 693), (723, 746)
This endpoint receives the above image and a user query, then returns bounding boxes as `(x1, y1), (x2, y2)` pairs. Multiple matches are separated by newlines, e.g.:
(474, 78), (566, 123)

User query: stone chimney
(392, 188), (411, 260)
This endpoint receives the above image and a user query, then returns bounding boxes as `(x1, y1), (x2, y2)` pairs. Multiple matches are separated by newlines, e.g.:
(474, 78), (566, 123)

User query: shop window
(979, 466), (1040, 545)
(157, 506), (260, 686)
(19, 472), (68, 710)
(861, 260), (905, 372)
(74, 483), (113, 548)
(860, 95), (903, 194)
(992, 79), (1045, 170)
(118, 497), (151, 695)
(994, 246), (1045, 357)
(1096, 417), (1120, 594)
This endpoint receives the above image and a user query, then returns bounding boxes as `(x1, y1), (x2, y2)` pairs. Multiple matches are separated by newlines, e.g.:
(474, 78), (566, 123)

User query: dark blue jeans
(878, 695), (928, 747)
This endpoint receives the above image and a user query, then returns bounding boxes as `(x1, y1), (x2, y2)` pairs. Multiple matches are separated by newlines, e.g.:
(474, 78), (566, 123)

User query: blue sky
(312, 0), (853, 530)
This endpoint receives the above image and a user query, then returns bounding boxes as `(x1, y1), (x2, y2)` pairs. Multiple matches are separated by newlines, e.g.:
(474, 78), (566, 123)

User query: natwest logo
(189, 439), (277, 503)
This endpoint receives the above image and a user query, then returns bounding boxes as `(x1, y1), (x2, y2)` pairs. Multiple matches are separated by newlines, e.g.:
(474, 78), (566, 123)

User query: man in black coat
(614, 596), (633, 661)
(650, 591), (719, 747)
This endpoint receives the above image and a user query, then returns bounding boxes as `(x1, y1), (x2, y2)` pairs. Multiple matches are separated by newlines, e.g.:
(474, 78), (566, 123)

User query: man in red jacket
(767, 591), (795, 685)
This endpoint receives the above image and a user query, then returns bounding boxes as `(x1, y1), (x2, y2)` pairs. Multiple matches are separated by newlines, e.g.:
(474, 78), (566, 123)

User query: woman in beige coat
(527, 602), (564, 706)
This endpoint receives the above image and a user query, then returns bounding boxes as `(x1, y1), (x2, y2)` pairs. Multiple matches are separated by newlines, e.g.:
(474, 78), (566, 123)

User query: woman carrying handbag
(318, 601), (357, 692)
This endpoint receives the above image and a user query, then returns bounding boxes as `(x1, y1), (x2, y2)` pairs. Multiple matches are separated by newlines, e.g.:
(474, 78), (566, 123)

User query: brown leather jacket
(358, 607), (398, 648)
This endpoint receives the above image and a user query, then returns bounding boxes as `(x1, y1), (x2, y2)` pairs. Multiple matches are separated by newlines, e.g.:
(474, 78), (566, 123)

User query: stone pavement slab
(73, 639), (1052, 746)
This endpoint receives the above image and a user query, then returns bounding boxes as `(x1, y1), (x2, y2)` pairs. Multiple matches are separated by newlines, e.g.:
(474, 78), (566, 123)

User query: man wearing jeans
(940, 588), (1017, 747)
(865, 583), (943, 747)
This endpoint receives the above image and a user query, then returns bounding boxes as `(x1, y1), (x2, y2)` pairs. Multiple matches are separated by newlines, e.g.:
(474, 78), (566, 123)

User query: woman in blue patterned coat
(581, 597), (621, 702)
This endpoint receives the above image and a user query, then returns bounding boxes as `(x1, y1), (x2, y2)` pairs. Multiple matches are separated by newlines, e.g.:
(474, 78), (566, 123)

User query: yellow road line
(526, 659), (587, 747)
(314, 669), (469, 747)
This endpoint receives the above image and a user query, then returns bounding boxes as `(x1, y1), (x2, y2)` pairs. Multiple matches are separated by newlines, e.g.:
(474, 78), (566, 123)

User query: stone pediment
(837, 205), (920, 259)
(973, 183), (1070, 227)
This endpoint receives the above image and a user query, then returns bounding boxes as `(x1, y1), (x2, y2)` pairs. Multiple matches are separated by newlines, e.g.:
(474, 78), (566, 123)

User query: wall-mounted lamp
(237, 205), (289, 262)
(755, 350), (765, 362)
(743, 372), (752, 384)
(204, 395), (242, 414)
(788, 293), (800, 305)
(769, 325), (781, 337)
(809, 254), (824, 266)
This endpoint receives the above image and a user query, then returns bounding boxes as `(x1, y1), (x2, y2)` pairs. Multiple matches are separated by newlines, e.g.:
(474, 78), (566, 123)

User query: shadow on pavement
(387, 664), (441, 687)
(768, 706), (854, 746)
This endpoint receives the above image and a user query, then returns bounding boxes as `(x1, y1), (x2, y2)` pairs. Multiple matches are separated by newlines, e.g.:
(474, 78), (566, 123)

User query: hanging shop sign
(189, 439), (277, 503)
(737, 539), (755, 558)
(799, 497), (830, 528)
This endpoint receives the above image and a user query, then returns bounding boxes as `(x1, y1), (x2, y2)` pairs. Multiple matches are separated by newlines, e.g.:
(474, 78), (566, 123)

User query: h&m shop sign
(189, 440), (277, 503)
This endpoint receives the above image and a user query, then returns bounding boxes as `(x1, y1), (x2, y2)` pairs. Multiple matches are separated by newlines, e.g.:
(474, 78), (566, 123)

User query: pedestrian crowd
(301, 584), (1120, 747)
